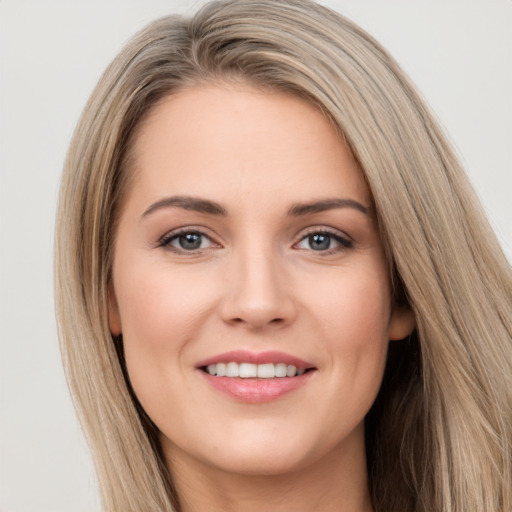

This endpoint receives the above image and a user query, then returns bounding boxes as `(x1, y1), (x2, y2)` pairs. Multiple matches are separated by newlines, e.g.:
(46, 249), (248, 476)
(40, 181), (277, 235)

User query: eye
(158, 229), (217, 252)
(295, 230), (353, 253)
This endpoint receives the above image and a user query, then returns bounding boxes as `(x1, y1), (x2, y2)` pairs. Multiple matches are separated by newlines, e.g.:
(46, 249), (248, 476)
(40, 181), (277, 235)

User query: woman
(54, 1), (512, 511)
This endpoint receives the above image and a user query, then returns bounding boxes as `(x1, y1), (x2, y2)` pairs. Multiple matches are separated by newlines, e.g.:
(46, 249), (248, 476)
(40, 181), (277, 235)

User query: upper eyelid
(157, 226), (221, 249)
(293, 226), (354, 253)
(159, 225), (216, 239)
(296, 225), (353, 241)
(155, 224), (353, 248)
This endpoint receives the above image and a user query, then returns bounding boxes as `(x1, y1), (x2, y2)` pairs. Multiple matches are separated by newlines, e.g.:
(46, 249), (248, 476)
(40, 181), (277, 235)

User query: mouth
(196, 350), (317, 402)
(200, 362), (311, 378)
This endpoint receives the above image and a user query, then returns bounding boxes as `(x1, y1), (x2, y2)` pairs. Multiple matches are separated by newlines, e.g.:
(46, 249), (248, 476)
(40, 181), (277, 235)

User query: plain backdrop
(0, 1), (510, 511)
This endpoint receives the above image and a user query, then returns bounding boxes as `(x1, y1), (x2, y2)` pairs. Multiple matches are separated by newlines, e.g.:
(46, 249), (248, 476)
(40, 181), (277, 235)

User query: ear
(388, 306), (415, 341)
(108, 284), (122, 336)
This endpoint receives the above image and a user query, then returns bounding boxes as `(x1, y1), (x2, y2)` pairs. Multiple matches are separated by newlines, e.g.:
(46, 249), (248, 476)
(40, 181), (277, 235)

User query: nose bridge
(220, 235), (295, 328)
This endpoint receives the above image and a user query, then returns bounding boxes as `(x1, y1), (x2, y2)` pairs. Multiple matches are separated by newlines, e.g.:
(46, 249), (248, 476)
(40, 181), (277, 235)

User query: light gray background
(1, 1), (510, 511)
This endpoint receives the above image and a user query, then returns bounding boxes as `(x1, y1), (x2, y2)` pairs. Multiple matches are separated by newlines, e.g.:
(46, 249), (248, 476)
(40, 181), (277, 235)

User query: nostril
(228, 316), (285, 326)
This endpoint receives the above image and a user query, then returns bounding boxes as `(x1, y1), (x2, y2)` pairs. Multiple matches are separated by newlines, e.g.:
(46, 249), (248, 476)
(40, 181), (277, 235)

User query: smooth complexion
(109, 85), (414, 512)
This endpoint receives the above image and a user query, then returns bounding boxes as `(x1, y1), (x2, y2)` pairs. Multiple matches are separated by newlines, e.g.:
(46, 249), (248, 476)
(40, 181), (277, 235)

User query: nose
(219, 246), (297, 330)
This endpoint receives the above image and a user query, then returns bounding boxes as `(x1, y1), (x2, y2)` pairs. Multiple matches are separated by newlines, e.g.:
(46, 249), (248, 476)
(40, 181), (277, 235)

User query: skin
(109, 84), (414, 512)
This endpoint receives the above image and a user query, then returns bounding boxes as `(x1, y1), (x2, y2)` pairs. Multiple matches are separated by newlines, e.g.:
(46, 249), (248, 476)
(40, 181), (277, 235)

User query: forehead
(125, 84), (371, 212)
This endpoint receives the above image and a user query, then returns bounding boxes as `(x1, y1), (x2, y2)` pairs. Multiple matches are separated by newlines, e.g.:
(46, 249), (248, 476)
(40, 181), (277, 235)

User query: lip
(195, 350), (314, 370)
(196, 350), (316, 403)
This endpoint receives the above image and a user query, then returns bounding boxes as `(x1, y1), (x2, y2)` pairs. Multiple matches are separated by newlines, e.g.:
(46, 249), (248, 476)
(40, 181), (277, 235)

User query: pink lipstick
(196, 350), (316, 403)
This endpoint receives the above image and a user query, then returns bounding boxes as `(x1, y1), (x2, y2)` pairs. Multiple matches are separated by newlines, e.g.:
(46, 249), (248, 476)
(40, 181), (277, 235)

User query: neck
(164, 428), (373, 512)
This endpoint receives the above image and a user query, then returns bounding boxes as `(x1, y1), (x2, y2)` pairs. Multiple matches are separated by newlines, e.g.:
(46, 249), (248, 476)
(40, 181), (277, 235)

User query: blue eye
(296, 231), (353, 252)
(159, 230), (215, 252)
(307, 233), (332, 251)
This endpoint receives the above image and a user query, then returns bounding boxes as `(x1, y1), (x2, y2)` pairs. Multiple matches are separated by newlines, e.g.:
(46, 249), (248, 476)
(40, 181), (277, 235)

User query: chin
(162, 419), (351, 478)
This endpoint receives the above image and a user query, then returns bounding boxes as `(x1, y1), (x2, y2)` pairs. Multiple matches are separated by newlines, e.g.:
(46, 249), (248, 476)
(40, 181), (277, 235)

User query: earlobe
(108, 284), (122, 336)
(388, 307), (415, 341)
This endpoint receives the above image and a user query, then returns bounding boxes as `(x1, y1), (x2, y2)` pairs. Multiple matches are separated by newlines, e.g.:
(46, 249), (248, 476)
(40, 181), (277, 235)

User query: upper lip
(195, 350), (315, 370)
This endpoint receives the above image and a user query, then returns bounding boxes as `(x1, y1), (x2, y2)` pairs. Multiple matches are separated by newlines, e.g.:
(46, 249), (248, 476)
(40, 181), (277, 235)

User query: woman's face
(109, 84), (413, 477)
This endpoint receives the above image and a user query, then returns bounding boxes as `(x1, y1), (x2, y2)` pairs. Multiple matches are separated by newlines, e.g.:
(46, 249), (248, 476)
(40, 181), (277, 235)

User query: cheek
(117, 261), (215, 341)
(303, 265), (391, 394)
(309, 266), (391, 342)
(113, 261), (219, 398)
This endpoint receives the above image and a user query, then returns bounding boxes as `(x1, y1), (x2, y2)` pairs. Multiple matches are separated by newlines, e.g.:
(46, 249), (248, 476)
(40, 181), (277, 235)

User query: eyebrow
(287, 198), (369, 216)
(142, 196), (228, 217)
(141, 195), (369, 219)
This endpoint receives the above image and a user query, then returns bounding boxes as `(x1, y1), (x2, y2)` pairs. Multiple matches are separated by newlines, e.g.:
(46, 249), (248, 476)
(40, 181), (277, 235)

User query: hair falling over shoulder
(54, 1), (512, 511)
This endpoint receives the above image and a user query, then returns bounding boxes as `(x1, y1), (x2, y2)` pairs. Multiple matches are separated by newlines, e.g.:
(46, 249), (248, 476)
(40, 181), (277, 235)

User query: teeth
(205, 362), (305, 378)
(239, 363), (257, 378)
(216, 362), (226, 377)
(287, 365), (297, 377)
(257, 363), (274, 378)
(275, 363), (287, 377)
(226, 362), (239, 377)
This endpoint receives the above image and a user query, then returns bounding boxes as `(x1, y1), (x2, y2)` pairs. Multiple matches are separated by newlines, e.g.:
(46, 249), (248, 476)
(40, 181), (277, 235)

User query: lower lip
(199, 371), (315, 403)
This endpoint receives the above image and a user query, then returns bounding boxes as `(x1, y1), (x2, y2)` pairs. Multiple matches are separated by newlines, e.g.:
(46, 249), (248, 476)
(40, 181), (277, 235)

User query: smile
(196, 350), (316, 402)
(204, 362), (307, 378)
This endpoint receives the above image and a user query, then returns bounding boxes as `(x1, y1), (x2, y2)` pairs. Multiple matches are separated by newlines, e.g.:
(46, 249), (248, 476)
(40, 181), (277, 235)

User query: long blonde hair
(55, 1), (512, 511)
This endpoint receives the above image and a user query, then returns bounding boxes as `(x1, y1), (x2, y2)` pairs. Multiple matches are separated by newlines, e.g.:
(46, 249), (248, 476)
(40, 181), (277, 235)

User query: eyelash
(157, 227), (218, 253)
(157, 227), (354, 255)
(295, 228), (353, 255)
